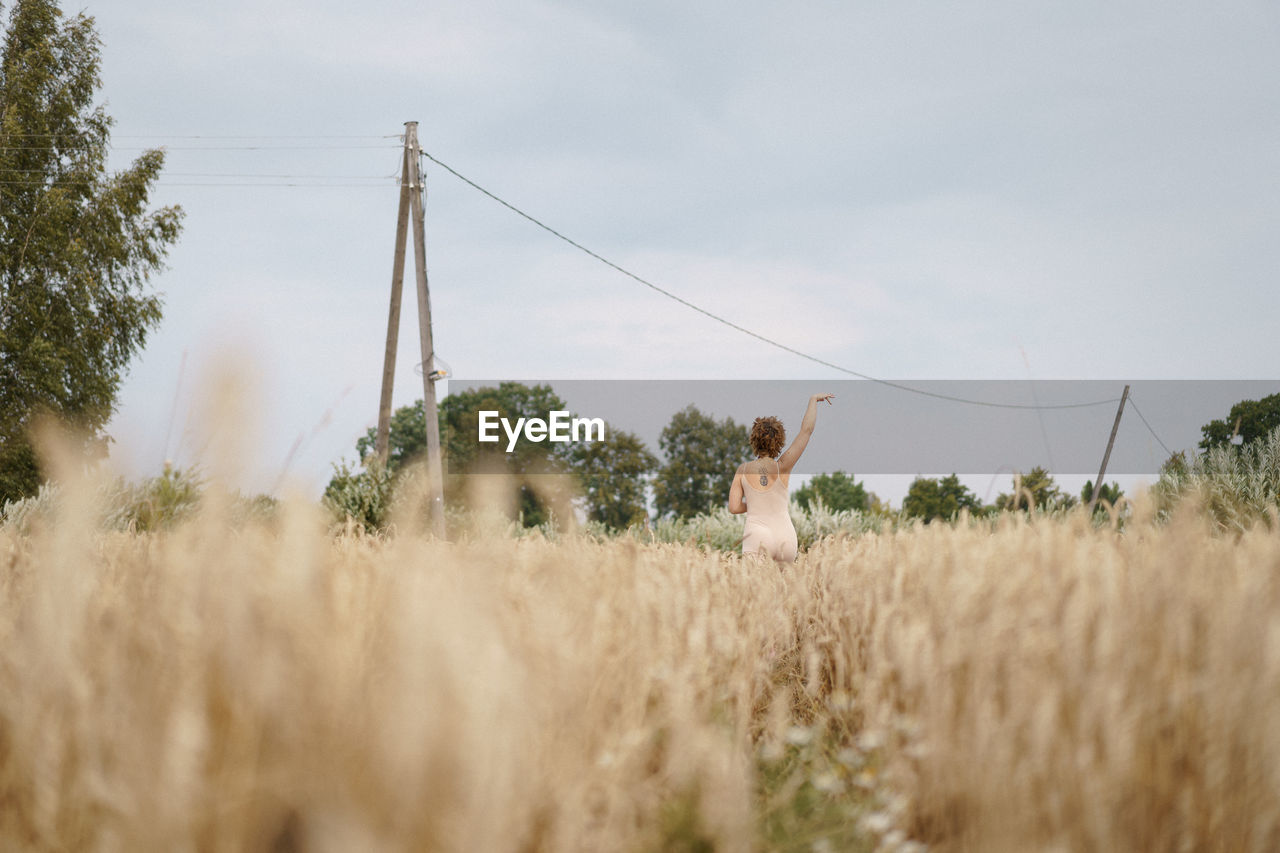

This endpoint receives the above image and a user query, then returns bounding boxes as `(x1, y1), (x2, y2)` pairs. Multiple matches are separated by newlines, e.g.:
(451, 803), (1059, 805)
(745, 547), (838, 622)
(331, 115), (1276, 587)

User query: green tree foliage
(1080, 478), (1123, 512)
(337, 382), (656, 529)
(902, 474), (984, 523)
(994, 467), (1077, 512)
(570, 428), (657, 530)
(652, 405), (750, 519)
(322, 458), (394, 532)
(1199, 393), (1280, 451)
(354, 399), (430, 474)
(344, 382), (574, 527)
(0, 0), (182, 504)
(356, 382), (574, 476)
(792, 470), (869, 513)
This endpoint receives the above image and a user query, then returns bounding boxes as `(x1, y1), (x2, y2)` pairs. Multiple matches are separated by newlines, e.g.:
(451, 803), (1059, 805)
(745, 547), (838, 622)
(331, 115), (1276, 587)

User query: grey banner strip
(444, 380), (1278, 476)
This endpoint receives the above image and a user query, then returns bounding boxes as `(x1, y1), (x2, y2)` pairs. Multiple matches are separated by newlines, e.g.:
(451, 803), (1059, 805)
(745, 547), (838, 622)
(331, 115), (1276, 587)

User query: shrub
(1, 466), (206, 533)
(117, 465), (204, 531)
(322, 459), (395, 531)
(1155, 424), (1280, 532)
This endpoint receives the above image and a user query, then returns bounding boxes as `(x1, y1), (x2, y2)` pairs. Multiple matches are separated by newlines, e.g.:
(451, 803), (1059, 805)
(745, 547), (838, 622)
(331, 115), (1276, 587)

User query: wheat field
(2, 471), (1279, 851)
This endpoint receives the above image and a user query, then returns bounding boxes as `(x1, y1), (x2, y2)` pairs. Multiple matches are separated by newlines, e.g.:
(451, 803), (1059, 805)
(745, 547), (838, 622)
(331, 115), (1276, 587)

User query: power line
(165, 172), (395, 180)
(0, 169), (394, 179)
(0, 144), (400, 151)
(419, 149), (1121, 412)
(0, 131), (1170, 423)
(115, 134), (401, 140)
(1126, 395), (1175, 458)
(160, 182), (393, 188)
(0, 179), (390, 188)
(0, 133), (398, 140)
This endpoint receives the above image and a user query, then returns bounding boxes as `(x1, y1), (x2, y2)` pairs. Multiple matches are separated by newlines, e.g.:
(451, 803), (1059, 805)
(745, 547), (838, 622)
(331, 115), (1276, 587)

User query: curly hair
(750, 416), (786, 458)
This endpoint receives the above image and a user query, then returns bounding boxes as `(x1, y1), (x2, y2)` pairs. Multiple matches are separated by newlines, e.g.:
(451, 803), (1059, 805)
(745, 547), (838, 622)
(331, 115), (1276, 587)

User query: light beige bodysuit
(742, 458), (798, 562)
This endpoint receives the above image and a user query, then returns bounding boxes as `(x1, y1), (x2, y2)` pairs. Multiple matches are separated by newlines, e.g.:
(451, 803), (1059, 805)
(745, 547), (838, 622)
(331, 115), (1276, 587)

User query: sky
(84, 0), (1280, 502)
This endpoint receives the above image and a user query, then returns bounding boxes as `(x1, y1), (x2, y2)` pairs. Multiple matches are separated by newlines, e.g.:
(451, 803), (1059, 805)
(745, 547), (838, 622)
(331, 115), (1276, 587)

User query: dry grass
(2, 472), (1279, 851)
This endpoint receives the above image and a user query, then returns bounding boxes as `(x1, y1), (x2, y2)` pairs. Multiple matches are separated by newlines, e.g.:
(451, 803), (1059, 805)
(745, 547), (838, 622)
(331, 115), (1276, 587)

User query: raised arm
(728, 465), (748, 514)
(778, 393), (835, 474)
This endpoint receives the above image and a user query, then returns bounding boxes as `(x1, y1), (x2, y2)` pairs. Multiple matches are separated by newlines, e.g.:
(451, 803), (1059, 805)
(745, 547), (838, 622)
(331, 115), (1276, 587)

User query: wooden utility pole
(373, 121), (446, 538)
(374, 140), (412, 463)
(1087, 384), (1130, 515)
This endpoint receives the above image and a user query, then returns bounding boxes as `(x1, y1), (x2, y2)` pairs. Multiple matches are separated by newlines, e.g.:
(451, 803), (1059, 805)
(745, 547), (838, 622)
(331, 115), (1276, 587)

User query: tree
(902, 474), (984, 523)
(1199, 393), (1280, 451)
(1080, 478), (1123, 512)
(570, 428), (657, 530)
(346, 382), (575, 527)
(356, 382), (574, 477)
(793, 470), (869, 513)
(652, 405), (750, 518)
(994, 467), (1077, 512)
(0, 0), (182, 504)
(339, 382), (658, 529)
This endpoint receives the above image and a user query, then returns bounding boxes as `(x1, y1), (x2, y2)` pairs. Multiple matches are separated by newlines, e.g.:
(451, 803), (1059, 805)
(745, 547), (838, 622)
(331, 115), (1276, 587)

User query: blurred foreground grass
(2, 475), (1279, 851)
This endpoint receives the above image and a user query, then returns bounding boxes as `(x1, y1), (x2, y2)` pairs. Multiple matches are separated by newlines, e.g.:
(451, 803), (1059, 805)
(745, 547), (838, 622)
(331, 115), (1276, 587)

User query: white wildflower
(786, 725), (814, 746)
(861, 811), (893, 835)
(811, 770), (843, 793)
(836, 747), (861, 768)
(857, 730), (884, 752)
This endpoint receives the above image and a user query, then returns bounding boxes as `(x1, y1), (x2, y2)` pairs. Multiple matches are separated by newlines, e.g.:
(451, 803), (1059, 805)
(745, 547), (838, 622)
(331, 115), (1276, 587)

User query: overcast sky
(89, 0), (1280, 501)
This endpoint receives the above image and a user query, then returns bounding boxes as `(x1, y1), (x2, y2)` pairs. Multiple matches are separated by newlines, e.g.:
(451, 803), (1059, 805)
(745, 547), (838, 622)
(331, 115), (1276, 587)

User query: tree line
(328, 385), (1280, 529)
(326, 382), (747, 529)
(323, 382), (1145, 529)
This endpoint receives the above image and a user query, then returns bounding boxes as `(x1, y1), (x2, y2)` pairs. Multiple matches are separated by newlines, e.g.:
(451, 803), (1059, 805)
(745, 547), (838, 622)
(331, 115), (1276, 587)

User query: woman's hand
(780, 394), (834, 473)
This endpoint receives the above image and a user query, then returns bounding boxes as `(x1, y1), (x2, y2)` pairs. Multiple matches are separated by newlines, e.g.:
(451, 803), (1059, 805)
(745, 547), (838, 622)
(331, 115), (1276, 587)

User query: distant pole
(372, 121), (446, 539)
(374, 142), (413, 465)
(406, 122), (447, 538)
(1088, 384), (1130, 515)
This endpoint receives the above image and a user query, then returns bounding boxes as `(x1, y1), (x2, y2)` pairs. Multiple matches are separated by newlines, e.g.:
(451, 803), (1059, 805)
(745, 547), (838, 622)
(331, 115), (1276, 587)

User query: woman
(729, 393), (835, 562)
